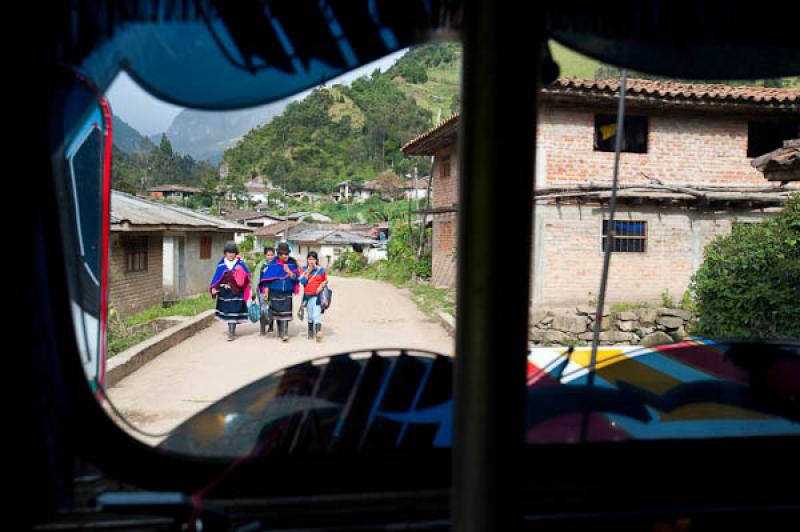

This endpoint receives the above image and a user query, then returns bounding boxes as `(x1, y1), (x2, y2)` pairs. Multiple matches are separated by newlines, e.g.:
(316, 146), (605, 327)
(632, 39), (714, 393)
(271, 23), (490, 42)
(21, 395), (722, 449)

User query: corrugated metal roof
(254, 220), (305, 237)
(289, 228), (377, 245)
(322, 232), (378, 245)
(111, 191), (251, 231)
(148, 184), (201, 193)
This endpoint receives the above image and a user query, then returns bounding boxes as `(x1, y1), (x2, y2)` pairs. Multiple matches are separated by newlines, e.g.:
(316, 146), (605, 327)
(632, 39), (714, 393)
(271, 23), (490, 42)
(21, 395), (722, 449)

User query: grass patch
(108, 329), (154, 358)
(610, 302), (656, 313)
(124, 294), (215, 326)
(407, 283), (454, 319)
(108, 294), (216, 358)
(549, 40), (606, 79)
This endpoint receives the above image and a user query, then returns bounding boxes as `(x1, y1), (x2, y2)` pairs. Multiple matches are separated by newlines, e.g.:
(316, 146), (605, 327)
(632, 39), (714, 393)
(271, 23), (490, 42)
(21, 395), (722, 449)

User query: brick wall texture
(431, 146), (459, 288)
(429, 107), (782, 300)
(530, 204), (771, 306)
(536, 107), (767, 187)
(109, 231), (164, 319)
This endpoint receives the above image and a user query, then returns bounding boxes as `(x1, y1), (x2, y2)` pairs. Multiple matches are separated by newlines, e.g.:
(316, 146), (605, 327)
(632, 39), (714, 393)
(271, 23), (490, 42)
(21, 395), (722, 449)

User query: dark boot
(228, 322), (236, 341)
(279, 321), (289, 342)
(308, 323), (314, 339)
(315, 323), (323, 342)
(259, 318), (267, 336)
(267, 320), (274, 334)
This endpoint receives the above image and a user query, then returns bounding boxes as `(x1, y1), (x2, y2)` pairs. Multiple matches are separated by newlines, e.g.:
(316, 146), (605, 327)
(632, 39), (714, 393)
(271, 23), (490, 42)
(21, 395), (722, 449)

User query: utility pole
(417, 157), (434, 259)
(414, 167), (420, 214)
(345, 181), (351, 222)
(284, 181), (289, 244)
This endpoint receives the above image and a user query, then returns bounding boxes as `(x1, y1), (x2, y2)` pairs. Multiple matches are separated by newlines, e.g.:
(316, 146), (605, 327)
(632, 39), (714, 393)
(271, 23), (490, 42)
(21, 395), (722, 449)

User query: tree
(197, 176), (217, 207)
(376, 170), (404, 201)
(690, 194), (800, 339)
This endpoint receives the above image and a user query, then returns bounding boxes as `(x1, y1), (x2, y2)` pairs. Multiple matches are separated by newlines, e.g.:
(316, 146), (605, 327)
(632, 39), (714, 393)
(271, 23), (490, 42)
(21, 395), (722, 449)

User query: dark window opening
(602, 220), (647, 253)
(747, 120), (800, 158)
(594, 115), (648, 153)
(124, 236), (149, 272)
(200, 237), (212, 260)
(441, 156), (451, 177)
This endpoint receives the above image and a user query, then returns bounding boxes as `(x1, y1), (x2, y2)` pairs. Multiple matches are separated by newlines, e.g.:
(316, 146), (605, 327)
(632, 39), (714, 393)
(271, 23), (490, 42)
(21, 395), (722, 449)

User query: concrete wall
(109, 231), (164, 319)
(163, 232), (235, 301)
(529, 203), (773, 307)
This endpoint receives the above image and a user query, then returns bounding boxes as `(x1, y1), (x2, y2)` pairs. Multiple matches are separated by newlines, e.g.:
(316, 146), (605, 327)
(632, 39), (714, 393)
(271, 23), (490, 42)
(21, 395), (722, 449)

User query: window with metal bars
(602, 220), (647, 252)
(441, 155), (451, 177)
(124, 236), (149, 272)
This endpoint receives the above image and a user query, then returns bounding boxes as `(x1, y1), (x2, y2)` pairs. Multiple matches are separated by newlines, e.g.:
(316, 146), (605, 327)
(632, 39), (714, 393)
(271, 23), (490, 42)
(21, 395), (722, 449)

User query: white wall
(163, 232), (234, 300)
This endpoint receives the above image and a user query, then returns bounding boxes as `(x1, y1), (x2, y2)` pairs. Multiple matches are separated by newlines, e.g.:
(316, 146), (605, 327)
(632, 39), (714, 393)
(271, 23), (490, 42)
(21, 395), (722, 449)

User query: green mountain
(220, 41), (800, 196)
(222, 69), (433, 193)
(387, 43), (462, 125)
(112, 114), (150, 154)
(165, 100), (291, 163)
(112, 133), (218, 196)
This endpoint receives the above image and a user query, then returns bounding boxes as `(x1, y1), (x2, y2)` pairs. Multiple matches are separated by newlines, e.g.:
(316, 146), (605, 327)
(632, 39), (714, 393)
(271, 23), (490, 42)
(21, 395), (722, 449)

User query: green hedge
(333, 251), (368, 273)
(690, 194), (800, 339)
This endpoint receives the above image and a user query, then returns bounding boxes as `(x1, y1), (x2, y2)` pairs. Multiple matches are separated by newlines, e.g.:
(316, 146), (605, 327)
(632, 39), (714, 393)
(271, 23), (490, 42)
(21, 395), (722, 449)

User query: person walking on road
(210, 241), (252, 341)
(258, 242), (300, 342)
(251, 245), (276, 336)
(300, 251), (328, 342)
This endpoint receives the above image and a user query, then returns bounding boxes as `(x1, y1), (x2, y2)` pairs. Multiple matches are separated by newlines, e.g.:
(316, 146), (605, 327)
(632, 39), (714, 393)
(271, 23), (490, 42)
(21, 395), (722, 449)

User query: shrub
(689, 194), (800, 338)
(240, 235), (256, 252)
(333, 251), (368, 273)
(660, 288), (676, 308)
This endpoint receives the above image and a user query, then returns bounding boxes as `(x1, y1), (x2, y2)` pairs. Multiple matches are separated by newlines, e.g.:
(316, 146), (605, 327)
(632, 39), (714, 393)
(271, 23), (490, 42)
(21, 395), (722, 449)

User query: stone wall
(529, 306), (694, 347)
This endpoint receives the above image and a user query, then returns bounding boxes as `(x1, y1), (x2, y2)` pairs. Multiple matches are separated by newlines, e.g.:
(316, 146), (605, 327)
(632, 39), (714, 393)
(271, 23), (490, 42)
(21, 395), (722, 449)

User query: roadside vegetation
(330, 213), (453, 319)
(690, 193), (800, 339)
(108, 295), (215, 358)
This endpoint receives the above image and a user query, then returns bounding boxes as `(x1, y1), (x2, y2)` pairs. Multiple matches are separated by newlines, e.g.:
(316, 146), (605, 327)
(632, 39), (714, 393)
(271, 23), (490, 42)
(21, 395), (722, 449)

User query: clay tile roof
(546, 78), (800, 105)
(402, 113), (460, 155)
(403, 78), (799, 155)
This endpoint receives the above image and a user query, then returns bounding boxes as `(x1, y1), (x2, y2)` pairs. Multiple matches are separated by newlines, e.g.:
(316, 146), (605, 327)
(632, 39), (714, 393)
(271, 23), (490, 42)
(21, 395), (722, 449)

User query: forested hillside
(112, 134), (218, 196)
(123, 40), (798, 197)
(222, 69), (433, 193)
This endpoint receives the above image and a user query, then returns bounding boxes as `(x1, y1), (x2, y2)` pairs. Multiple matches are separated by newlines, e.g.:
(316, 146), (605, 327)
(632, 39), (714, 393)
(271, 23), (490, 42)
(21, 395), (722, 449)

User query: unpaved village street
(106, 276), (454, 444)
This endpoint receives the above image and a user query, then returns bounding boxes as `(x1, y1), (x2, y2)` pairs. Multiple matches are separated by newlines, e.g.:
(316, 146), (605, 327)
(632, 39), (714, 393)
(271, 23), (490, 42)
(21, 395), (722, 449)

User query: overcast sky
(106, 49), (409, 136)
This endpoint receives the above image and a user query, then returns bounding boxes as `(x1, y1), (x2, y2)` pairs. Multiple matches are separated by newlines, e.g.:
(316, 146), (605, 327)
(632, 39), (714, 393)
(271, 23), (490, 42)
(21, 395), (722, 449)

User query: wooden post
(453, 1), (540, 530)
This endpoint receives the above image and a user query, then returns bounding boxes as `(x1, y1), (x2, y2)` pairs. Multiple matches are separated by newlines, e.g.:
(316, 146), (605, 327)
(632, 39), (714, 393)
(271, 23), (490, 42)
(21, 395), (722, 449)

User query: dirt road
(106, 276), (453, 443)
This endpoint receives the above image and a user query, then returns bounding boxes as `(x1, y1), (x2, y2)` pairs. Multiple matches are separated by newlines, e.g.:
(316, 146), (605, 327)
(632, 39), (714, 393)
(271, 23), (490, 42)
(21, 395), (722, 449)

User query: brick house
(402, 78), (799, 306)
(110, 191), (251, 317)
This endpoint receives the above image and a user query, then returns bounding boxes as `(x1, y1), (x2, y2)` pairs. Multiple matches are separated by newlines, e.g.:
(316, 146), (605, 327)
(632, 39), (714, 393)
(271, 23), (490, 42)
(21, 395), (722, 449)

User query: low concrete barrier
(436, 310), (456, 338)
(106, 310), (216, 387)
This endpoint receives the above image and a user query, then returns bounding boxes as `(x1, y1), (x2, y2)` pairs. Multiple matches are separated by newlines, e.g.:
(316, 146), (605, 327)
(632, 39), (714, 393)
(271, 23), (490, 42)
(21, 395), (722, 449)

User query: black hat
(224, 241), (238, 254)
(277, 242), (290, 254)
(307, 251), (319, 260)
